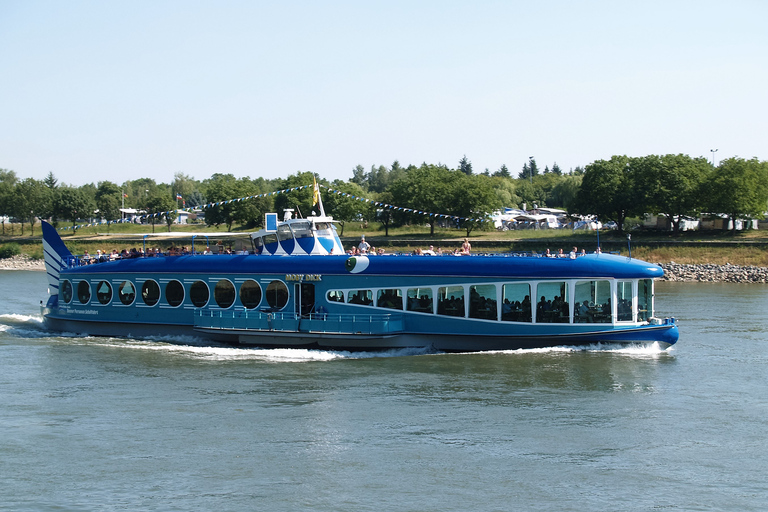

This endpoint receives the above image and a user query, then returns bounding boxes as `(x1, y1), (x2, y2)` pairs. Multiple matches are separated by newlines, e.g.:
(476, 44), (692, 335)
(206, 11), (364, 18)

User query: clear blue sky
(1, 0), (766, 186)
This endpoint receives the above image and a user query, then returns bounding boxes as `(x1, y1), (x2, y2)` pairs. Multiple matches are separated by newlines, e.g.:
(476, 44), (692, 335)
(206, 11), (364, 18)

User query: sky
(1, 0), (766, 187)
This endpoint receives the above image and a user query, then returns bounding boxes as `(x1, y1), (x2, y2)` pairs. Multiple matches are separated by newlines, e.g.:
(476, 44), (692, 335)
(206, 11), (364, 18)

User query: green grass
(4, 219), (768, 266)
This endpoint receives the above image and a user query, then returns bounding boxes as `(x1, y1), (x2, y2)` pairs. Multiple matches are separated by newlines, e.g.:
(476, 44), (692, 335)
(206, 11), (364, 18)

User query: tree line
(1, 154), (766, 237)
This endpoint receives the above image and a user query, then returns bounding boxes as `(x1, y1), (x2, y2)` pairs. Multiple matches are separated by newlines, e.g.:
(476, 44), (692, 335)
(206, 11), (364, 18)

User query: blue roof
(65, 252), (664, 280)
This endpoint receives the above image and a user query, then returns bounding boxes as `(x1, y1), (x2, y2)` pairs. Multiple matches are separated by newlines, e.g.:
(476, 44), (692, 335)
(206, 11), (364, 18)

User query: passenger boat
(40, 192), (678, 351)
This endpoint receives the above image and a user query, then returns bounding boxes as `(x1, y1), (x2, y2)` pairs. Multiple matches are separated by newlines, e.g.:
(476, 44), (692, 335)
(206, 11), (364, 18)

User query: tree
(321, 180), (369, 236)
(549, 175), (582, 210)
(95, 181), (122, 232)
(450, 174), (502, 236)
(571, 155), (643, 235)
(202, 173), (241, 231)
(172, 171), (200, 206)
(373, 190), (396, 236)
(123, 178), (157, 209)
(231, 177), (272, 229)
(145, 192), (176, 233)
(367, 164), (391, 194)
(490, 177), (521, 209)
(494, 164), (511, 178)
(0, 169), (18, 235)
(638, 154), (711, 233)
(514, 180), (547, 210)
(54, 186), (92, 232)
(459, 155), (473, 175)
(14, 178), (51, 236)
(390, 164), (454, 236)
(518, 157), (539, 180)
(350, 164), (367, 190)
(43, 172), (58, 190)
(274, 172), (322, 221)
(704, 157), (768, 233)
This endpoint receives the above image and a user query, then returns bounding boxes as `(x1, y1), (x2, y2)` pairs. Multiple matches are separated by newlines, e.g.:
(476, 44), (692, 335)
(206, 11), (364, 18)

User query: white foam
(465, 342), (671, 357)
(60, 336), (436, 362)
(0, 313), (44, 324)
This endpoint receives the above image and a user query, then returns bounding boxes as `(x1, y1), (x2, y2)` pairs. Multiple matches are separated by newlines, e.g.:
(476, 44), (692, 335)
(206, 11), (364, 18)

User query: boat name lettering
(62, 308), (99, 316)
(285, 273), (322, 282)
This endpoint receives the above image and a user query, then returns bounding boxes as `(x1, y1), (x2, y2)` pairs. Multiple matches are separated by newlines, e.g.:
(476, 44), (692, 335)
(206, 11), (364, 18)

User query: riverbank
(3, 254), (768, 283)
(659, 262), (768, 283)
(0, 254), (45, 271)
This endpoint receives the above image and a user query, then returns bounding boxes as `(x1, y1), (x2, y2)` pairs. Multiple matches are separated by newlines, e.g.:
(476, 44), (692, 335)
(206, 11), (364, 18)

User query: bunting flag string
(55, 183), (492, 232)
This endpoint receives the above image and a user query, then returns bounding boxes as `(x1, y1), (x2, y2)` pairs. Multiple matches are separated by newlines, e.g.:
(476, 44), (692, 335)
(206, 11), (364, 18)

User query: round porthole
(239, 280), (262, 309)
(214, 279), (236, 309)
(96, 280), (112, 304)
(190, 280), (209, 307)
(165, 280), (184, 307)
(141, 280), (160, 306)
(266, 280), (289, 310)
(118, 281), (135, 305)
(77, 280), (91, 304)
(60, 280), (73, 303)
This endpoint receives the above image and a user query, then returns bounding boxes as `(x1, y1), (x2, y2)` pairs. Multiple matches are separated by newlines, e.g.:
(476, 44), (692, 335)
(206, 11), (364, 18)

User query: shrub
(0, 243), (22, 259)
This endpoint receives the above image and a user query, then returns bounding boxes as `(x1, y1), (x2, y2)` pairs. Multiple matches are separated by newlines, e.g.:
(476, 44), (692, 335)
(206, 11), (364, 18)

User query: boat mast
(313, 177), (326, 217)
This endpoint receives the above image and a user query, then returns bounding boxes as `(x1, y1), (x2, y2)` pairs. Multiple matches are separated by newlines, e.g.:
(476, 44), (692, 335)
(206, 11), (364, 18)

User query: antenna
(596, 218), (600, 253)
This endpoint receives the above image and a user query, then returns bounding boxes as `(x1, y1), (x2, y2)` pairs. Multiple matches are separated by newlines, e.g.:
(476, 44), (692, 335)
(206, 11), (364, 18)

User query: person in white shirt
(358, 236), (370, 254)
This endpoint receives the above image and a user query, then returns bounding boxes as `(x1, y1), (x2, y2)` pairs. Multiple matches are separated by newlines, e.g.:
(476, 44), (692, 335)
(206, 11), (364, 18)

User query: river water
(1, 270), (766, 511)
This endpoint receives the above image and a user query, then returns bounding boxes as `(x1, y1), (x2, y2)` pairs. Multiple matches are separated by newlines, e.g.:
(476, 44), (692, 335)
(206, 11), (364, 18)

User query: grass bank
(3, 221), (768, 266)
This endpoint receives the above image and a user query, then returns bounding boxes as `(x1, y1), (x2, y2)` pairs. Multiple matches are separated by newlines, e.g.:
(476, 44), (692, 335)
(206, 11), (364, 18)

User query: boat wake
(0, 313), (50, 339)
(480, 342), (673, 358)
(35, 333), (438, 362)
(2, 311), (668, 361)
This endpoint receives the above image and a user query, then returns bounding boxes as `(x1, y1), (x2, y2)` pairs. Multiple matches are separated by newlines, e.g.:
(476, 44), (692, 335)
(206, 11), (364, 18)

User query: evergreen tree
(494, 164), (510, 178)
(459, 155), (473, 175)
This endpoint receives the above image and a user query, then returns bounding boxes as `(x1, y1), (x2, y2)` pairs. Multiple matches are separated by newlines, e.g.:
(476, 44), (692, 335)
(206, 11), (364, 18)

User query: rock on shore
(660, 262), (768, 283)
(0, 254), (46, 271)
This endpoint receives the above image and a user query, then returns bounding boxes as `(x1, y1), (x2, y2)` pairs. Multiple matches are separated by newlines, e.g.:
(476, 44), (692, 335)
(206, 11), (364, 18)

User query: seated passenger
(578, 300), (591, 322)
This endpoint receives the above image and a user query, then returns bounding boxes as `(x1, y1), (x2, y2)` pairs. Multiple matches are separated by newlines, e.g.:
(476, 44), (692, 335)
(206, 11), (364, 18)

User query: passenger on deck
(462, 238), (471, 255)
(358, 236), (370, 254)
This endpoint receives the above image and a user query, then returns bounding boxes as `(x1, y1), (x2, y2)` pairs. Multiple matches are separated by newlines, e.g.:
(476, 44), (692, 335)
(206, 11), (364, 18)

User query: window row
(327, 279), (653, 323)
(59, 278), (290, 310)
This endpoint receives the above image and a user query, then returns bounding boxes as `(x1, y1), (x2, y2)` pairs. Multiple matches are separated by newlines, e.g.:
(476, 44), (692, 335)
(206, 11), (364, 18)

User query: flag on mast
(312, 177), (326, 216)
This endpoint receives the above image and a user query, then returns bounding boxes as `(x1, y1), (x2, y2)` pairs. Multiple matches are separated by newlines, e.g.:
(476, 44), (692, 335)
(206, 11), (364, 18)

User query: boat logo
(345, 256), (369, 274)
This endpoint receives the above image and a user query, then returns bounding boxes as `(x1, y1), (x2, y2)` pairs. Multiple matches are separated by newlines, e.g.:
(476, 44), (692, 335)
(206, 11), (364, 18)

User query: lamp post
(710, 149), (718, 167)
(529, 156), (534, 184)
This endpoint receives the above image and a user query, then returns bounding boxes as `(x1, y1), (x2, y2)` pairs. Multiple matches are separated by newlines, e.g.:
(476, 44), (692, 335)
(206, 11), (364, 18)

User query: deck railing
(193, 309), (405, 335)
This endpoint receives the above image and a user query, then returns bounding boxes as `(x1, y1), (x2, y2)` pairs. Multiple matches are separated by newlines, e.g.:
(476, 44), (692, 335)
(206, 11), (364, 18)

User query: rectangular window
(638, 279), (653, 322)
(617, 281), (633, 321)
(377, 289), (403, 310)
(347, 290), (373, 306)
(327, 290), (344, 303)
(437, 286), (464, 317)
(407, 288), (433, 314)
(574, 280), (612, 323)
(535, 282), (569, 323)
(290, 221), (313, 239)
(469, 284), (497, 320)
(277, 224), (293, 242)
(502, 283), (531, 322)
